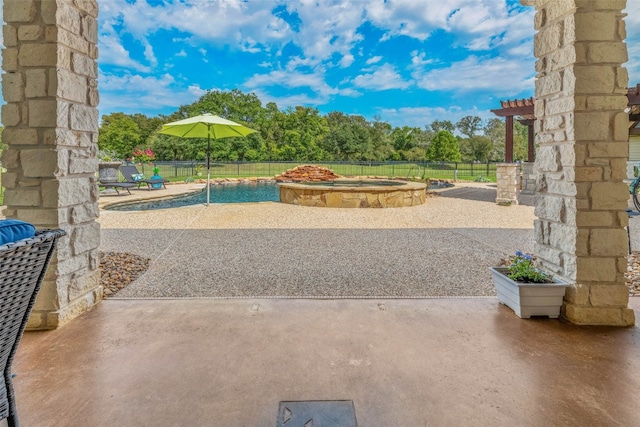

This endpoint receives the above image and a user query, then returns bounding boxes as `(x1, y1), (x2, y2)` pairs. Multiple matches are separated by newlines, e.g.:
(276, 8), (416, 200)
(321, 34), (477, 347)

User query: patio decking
(14, 298), (640, 426)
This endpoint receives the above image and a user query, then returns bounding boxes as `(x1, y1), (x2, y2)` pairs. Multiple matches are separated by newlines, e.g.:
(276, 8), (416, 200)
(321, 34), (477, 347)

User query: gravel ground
(100, 251), (150, 297)
(96, 183), (640, 298)
(100, 249), (640, 298)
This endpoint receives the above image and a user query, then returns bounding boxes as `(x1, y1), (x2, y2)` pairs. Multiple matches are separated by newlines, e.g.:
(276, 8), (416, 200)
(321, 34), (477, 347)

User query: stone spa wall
(278, 180), (427, 208)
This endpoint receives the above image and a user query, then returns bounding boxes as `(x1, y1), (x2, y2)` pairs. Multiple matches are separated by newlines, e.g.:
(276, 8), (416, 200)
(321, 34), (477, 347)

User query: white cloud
(413, 55), (535, 95)
(366, 56), (383, 65)
(188, 84), (207, 98)
(176, 50), (187, 57)
(379, 105), (494, 128)
(352, 64), (411, 91)
(625, 0), (640, 84)
(366, 0), (534, 54)
(624, 0), (640, 27)
(339, 54), (355, 68)
(281, 1), (365, 67)
(98, 72), (201, 113)
(243, 67), (355, 102)
(99, 34), (151, 73)
(250, 88), (323, 110)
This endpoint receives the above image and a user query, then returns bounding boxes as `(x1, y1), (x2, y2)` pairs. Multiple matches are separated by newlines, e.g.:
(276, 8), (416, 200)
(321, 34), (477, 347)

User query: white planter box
(489, 267), (569, 319)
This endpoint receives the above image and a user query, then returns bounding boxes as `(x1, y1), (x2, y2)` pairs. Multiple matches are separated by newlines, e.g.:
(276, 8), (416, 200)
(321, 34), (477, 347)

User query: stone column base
(26, 287), (103, 330)
(496, 163), (519, 206)
(562, 303), (636, 326)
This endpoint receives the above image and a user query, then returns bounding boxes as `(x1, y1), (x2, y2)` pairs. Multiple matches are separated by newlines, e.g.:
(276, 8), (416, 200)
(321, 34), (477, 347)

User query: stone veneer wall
(524, 0), (634, 325)
(1, 0), (102, 329)
(495, 163), (519, 205)
(520, 162), (536, 195)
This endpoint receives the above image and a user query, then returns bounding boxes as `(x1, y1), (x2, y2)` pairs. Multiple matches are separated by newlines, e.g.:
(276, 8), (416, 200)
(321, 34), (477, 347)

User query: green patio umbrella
(159, 113), (257, 206)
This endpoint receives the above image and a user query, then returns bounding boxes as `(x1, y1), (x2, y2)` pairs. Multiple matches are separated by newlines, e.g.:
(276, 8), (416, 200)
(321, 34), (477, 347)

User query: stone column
(2, 0), (102, 329)
(521, 162), (536, 195)
(496, 163), (519, 205)
(524, 0), (634, 325)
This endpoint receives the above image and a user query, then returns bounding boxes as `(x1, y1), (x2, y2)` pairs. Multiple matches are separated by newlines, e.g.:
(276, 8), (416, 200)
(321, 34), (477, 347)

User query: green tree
(459, 136), (493, 162)
(279, 106), (329, 161)
(456, 116), (483, 138)
(98, 113), (141, 159)
(130, 113), (163, 145)
(324, 112), (372, 160)
(426, 130), (461, 162)
(430, 120), (455, 134)
(483, 118), (505, 161)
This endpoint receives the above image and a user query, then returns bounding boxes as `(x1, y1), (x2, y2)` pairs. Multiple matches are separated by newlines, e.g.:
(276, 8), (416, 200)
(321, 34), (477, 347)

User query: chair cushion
(0, 219), (36, 246)
(132, 173), (146, 182)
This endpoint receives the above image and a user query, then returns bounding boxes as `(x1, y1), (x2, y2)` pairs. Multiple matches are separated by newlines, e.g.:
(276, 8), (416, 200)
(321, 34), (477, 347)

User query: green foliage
(503, 251), (553, 283)
(97, 149), (120, 162)
(484, 118), (505, 161)
(96, 89), (519, 164)
(426, 130), (461, 162)
(456, 116), (483, 138)
(98, 113), (141, 159)
(460, 136), (493, 162)
(430, 120), (455, 133)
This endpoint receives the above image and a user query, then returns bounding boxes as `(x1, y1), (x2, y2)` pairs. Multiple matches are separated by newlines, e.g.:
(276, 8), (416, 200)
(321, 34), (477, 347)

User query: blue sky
(6, 1), (640, 128)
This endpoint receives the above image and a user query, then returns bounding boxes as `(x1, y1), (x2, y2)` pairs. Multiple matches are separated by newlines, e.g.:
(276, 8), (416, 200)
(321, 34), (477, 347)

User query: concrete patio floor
(14, 298), (640, 426)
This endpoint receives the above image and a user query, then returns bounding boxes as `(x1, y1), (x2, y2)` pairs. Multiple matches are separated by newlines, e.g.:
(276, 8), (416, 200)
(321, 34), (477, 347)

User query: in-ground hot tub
(278, 179), (427, 208)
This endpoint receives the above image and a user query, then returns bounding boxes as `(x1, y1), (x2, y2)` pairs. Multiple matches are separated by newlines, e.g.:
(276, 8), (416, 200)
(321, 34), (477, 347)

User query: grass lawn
(142, 162), (497, 182)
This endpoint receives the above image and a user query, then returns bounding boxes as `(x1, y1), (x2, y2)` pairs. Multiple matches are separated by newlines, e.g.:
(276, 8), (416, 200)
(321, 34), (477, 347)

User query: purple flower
(515, 250), (523, 257)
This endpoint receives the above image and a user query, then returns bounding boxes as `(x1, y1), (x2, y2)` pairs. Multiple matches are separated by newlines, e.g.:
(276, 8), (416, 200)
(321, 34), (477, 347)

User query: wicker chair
(0, 229), (65, 427)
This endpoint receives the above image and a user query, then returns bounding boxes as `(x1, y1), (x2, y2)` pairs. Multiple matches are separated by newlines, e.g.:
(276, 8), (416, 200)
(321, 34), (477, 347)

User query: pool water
(106, 182), (279, 211)
(106, 180), (454, 211)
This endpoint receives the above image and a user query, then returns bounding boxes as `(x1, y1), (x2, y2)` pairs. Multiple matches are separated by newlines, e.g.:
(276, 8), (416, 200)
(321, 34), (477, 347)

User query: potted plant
(150, 166), (163, 189)
(489, 251), (570, 319)
(97, 149), (122, 183)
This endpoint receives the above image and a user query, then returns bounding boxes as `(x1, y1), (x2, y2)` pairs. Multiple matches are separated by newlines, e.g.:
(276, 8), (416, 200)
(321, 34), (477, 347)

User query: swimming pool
(106, 182), (280, 211)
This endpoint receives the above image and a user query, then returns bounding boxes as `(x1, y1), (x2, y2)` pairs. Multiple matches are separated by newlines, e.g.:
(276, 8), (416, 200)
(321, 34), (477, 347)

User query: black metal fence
(138, 161), (498, 181)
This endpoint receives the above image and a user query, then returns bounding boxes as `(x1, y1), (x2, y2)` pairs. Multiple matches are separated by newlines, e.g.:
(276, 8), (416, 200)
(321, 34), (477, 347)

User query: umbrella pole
(206, 133), (211, 206)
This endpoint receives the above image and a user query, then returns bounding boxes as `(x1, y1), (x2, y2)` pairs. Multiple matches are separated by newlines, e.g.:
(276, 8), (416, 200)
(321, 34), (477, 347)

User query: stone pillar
(2, 0), (102, 329)
(525, 0), (634, 325)
(496, 163), (519, 205)
(521, 162), (536, 195)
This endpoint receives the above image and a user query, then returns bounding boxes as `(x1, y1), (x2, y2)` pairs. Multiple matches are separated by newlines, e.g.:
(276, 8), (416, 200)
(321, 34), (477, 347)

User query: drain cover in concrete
(277, 400), (358, 427)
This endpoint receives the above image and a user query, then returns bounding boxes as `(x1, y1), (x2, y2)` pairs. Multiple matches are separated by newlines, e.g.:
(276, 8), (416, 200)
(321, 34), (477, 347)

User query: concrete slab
(13, 298), (640, 427)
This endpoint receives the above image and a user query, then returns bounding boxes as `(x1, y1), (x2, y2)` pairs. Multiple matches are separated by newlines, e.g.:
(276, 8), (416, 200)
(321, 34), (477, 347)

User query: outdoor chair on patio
(98, 181), (136, 196)
(0, 221), (65, 427)
(120, 165), (169, 190)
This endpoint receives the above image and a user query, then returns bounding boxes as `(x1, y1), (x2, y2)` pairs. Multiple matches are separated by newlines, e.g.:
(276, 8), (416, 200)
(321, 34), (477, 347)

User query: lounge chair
(120, 165), (169, 190)
(98, 181), (136, 195)
(0, 223), (65, 427)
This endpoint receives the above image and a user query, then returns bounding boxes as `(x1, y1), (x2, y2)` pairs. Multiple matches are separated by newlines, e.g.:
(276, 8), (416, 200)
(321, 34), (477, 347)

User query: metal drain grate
(277, 401), (358, 427)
